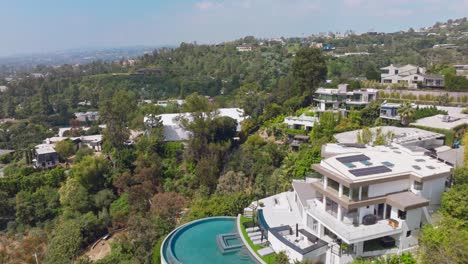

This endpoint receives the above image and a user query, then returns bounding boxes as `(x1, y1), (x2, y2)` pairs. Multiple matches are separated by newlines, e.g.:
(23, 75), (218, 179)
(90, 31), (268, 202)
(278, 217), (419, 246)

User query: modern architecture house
(380, 64), (444, 89)
(247, 143), (452, 263)
(144, 108), (246, 141)
(379, 103), (401, 120)
(33, 144), (59, 169)
(334, 126), (445, 149)
(283, 114), (318, 132)
(454, 64), (468, 78)
(74, 111), (100, 122)
(314, 84), (378, 113)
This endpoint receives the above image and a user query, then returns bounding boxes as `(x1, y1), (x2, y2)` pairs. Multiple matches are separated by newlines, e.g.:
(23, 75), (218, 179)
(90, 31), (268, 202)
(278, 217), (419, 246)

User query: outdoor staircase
(243, 203), (257, 218)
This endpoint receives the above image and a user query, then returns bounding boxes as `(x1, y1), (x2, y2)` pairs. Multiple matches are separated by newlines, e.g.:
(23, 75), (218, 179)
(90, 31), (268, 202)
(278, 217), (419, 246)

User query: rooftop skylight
(382, 161), (394, 167)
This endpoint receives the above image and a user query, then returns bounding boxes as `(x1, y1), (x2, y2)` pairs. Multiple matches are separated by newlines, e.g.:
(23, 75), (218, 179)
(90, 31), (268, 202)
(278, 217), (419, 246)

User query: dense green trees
(292, 48), (327, 99)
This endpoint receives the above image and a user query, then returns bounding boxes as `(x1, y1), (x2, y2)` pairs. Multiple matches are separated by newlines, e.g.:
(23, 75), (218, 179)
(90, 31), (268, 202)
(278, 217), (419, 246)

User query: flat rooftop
(320, 144), (452, 182)
(411, 114), (468, 130)
(334, 126), (444, 145)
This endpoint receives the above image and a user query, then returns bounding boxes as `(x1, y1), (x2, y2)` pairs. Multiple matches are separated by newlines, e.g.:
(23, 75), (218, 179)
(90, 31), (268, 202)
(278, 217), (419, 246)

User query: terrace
(306, 199), (402, 244)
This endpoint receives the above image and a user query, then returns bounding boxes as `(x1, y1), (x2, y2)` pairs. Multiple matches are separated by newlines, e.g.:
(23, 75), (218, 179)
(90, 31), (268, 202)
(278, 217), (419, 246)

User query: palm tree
(397, 102), (415, 126)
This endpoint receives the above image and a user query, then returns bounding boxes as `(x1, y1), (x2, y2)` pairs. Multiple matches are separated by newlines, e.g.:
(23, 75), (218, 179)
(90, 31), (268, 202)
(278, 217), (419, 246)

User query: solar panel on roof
(349, 165), (392, 177)
(336, 154), (370, 164)
(412, 165), (421, 170)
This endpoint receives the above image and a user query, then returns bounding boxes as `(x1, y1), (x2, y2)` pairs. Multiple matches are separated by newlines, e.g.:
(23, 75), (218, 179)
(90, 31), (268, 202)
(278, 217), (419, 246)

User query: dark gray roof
(386, 192), (429, 210)
(292, 181), (315, 206)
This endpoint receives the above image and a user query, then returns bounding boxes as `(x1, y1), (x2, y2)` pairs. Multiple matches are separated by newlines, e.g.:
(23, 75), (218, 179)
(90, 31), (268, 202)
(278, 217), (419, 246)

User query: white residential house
(379, 103), (401, 120)
(314, 84), (378, 113)
(380, 64), (444, 88)
(248, 143), (452, 263)
(0, 85), (8, 93)
(284, 114), (318, 132)
(144, 108), (246, 141)
(236, 45), (254, 52)
(33, 144), (59, 169)
(454, 64), (468, 78)
(74, 111), (100, 122)
(155, 99), (186, 107)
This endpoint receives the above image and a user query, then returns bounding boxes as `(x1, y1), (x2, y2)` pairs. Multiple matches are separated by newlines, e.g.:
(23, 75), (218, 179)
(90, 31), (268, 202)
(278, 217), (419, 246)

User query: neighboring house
(33, 145), (59, 169)
(284, 114), (318, 132)
(380, 103), (401, 120)
(0, 85), (8, 92)
(43, 135), (103, 152)
(314, 84), (378, 112)
(246, 143), (452, 263)
(144, 108), (246, 141)
(334, 126), (445, 150)
(380, 64), (444, 89)
(155, 99), (186, 107)
(454, 64), (468, 78)
(236, 45), (253, 52)
(75, 111), (100, 122)
(133, 68), (163, 75)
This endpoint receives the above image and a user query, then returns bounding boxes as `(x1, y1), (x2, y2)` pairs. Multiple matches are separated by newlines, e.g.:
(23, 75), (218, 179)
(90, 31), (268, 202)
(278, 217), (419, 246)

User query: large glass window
(342, 186), (350, 198)
(328, 178), (340, 193)
(413, 181), (423, 191)
(361, 186), (369, 200)
(351, 187), (360, 201)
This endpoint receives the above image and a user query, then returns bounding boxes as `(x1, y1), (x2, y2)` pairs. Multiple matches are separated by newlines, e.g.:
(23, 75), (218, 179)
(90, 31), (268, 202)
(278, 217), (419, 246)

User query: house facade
(284, 114), (318, 132)
(380, 64), (444, 88)
(314, 84), (378, 113)
(74, 111), (100, 122)
(379, 103), (401, 120)
(34, 145), (59, 169)
(248, 143), (452, 263)
(144, 108), (246, 142)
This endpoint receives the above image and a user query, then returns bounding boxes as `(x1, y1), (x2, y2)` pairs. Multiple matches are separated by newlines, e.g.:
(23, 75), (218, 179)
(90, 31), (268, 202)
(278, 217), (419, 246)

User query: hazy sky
(0, 0), (467, 56)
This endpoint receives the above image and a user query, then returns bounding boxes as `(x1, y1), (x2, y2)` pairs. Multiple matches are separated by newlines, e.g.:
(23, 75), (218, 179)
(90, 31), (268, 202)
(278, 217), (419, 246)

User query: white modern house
(236, 45), (254, 52)
(284, 114), (318, 132)
(155, 99), (186, 107)
(144, 108), (246, 142)
(314, 84), (378, 113)
(33, 144), (59, 169)
(379, 103), (402, 120)
(74, 111), (100, 122)
(247, 143), (452, 263)
(334, 126), (445, 149)
(380, 64), (444, 89)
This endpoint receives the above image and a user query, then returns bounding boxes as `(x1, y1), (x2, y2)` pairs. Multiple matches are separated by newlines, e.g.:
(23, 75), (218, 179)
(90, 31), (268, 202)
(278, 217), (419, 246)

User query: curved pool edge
(236, 214), (267, 264)
(160, 216), (237, 264)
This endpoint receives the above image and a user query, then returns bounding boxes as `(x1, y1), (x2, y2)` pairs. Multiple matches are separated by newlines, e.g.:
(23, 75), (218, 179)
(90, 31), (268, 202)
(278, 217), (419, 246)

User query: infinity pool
(162, 217), (256, 264)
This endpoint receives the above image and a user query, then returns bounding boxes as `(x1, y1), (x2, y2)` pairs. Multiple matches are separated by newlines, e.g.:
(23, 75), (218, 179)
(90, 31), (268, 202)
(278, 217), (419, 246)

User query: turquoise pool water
(162, 217), (256, 264)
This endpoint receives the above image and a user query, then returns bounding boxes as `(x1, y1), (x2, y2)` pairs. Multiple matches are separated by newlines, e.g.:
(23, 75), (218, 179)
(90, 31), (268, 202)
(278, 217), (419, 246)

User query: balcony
(379, 113), (401, 120)
(306, 199), (402, 244)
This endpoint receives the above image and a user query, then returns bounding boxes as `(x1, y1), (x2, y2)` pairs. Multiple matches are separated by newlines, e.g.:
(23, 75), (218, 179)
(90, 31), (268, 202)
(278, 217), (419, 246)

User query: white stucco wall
(420, 177), (446, 205)
(368, 179), (410, 198)
(405, 208), (422, 231)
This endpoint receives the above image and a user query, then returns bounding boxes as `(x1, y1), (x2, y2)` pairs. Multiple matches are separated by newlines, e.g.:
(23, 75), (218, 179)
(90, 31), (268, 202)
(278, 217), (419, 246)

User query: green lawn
(240, 216), (276, 264)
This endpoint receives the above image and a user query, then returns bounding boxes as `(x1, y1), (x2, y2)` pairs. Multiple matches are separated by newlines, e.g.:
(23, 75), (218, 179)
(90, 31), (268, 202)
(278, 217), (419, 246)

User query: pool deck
(258, 191), (303, 228)
(237, 214), (267, 264)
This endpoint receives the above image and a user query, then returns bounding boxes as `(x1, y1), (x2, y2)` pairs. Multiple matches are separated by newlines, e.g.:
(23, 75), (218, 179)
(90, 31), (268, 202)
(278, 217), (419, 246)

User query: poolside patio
(258, 191), (303, 228)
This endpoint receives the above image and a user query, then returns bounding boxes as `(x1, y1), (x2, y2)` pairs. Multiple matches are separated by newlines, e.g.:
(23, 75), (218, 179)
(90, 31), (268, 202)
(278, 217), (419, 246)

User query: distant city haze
(1, 0), (467, 56)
